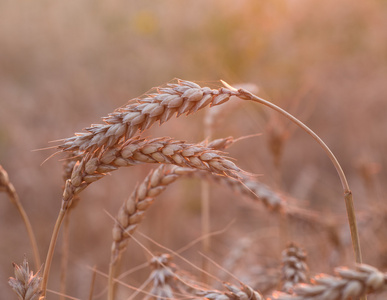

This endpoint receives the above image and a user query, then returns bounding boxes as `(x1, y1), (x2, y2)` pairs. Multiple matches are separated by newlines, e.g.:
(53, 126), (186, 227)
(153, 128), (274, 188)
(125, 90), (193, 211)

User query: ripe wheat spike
(58, 80), (238, 154)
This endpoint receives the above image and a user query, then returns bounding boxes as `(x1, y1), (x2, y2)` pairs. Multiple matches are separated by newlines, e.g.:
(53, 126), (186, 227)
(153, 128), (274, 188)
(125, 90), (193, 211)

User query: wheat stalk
(0, 166), (41, 270)
(270, 264), (387, 300)
(59, 79), (361, 262)
(58, 153), (83, 300)
(41, 79), (363, 299)
(56, 79), (362, 266)
(232, 86), (362, 268)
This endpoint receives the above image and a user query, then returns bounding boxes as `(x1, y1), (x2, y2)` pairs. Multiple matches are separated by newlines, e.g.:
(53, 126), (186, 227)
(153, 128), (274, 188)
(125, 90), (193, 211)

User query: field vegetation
(1, 0), (387, 299)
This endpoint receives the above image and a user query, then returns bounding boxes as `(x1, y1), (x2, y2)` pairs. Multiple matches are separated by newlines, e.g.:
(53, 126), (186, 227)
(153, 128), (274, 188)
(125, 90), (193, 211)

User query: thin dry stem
(0, 165), (41, 270)
(59, 154), (81, 300)
(234, 87), (362, 265)
(40, 208), (66, 299)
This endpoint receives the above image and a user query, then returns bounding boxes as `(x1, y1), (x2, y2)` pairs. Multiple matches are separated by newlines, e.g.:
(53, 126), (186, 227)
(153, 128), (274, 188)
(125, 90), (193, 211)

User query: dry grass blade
(58, 80), (238, 154)
(0, 165), (41, 270)
(270, 264), (387, 300)
(8, 257), (42, 300)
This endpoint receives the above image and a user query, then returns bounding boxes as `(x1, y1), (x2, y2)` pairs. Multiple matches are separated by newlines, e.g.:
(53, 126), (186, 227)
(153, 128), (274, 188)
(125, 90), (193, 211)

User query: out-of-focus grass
(1, 0), (387, 298)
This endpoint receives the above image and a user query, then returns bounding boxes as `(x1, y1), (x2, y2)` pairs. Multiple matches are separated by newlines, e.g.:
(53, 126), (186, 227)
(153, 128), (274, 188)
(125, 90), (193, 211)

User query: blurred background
(1, 0), (387, 299)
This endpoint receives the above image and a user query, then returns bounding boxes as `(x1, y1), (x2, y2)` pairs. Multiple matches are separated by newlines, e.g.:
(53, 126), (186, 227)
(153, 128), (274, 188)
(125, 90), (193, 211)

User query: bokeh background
(1, 0), (387, 299)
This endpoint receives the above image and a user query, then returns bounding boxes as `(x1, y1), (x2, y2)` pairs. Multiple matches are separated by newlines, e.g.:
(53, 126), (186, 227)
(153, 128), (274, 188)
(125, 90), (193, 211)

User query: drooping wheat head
(58, 80), (238, 155)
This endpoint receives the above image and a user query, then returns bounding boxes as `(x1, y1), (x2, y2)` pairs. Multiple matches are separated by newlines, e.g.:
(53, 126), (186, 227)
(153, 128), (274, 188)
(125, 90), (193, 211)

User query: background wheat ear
(280, 243), (308, 293)
(269, 264), (387, 300)
(8, 257), (42, 300)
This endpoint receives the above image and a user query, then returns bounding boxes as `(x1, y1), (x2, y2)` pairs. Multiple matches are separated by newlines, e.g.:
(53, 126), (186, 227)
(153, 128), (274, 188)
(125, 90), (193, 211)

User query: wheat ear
(57, 79), (361, 268)
(189, 170), (335, 232)
(58, 80), (238, 154)
(0, 166), (41, 270)
(280, 243), (309, 293)
(110, 137), (235, 259)
(108, 137), (235, 300)
(188, 283), (264, 300)
(8, 257), (42, 300)
(270, 264), (387, 300)
(59, 78), (362, 266)
(64, 137), (243, 209)
(144, 254), (179, 300)
(41, 138), (244, 298)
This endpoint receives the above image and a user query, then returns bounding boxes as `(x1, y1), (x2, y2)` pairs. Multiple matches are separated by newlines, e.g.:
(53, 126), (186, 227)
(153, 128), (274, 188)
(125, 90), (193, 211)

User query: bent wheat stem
(41, 208), (66, 299)
(0, 165), (41, 270)
(233, 86), (362, 267)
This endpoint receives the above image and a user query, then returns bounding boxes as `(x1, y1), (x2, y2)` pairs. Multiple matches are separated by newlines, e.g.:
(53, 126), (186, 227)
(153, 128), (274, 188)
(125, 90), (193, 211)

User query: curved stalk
(108, 261), (116, 300)
(0, 166), (41, 270)
(235, 87), (362, 265)
(8, 187), (41, 270)
(40, 208), (67, 299)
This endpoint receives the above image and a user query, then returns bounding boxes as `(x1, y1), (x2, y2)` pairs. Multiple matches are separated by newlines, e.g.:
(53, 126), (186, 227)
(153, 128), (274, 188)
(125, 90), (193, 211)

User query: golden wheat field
(1, 0), (387, 299)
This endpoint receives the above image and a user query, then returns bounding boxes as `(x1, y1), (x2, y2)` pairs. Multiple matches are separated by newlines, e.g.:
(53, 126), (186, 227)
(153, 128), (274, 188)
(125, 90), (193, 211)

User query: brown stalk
(59, 153), (81, 300)
(0, 165), (41, 270)
(229, 85), (362, 266)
